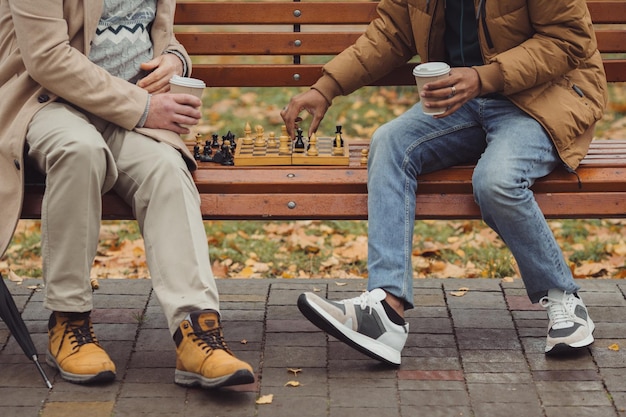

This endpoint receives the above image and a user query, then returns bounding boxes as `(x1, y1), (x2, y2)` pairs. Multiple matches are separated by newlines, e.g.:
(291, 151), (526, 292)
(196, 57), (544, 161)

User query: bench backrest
(174, 0), (626, 87)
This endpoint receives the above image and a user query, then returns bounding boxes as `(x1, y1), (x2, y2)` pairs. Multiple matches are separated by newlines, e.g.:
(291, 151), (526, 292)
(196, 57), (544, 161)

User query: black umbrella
(0, 273), (52, 389)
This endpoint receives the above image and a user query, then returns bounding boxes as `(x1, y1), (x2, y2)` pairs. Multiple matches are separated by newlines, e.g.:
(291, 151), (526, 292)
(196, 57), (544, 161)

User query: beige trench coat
(0, 0), (195, 257)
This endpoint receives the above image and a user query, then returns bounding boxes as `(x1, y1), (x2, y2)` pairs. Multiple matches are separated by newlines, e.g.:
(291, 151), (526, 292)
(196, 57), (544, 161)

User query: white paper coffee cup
(413, 62), (451, 115)
(169, 76), (205, 128)
(169, 75), (206, 99)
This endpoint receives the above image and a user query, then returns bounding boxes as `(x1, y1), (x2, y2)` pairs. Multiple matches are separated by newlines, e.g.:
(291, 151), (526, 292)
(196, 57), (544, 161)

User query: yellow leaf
(450, 287), (469, 297)
(287, 368), (302, 376)
(240, 266), (254, 278)
(608, 343), (620, 351)
(284, 381), (301, 387)
(335, 282), (347, 286)
(256, 394), (273, 405)
(240, 339), (248, 344)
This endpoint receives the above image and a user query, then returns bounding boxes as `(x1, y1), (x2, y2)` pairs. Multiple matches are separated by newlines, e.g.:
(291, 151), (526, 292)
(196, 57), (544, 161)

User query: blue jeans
(367, 96), (580, 307)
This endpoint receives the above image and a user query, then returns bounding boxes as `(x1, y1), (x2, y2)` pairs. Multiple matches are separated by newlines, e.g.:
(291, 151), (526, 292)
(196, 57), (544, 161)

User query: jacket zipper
(476, 0), (494, 49)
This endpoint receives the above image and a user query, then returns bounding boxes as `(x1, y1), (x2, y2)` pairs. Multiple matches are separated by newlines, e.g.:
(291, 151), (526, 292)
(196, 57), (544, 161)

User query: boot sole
(46, 351), (116, 384)
(174, 368), (255, 389)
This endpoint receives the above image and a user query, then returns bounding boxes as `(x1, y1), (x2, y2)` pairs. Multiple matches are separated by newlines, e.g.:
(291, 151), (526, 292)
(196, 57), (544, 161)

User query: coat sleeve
(313, 0), (416, 101)
(8, 0), (148, 130)
(478, 0), (598, 95)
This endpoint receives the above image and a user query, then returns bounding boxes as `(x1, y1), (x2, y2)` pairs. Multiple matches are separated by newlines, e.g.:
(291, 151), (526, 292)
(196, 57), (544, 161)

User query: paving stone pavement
(0, 277), (625, 417)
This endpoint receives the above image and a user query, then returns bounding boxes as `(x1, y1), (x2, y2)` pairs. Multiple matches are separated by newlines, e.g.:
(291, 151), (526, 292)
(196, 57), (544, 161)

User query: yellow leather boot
(46, 312), (116, 384)
(174, 310), (254, 388)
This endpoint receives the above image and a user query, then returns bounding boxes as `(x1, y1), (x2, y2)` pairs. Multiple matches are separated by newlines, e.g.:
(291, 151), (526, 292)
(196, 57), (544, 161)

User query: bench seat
(19, 1), (626, 222)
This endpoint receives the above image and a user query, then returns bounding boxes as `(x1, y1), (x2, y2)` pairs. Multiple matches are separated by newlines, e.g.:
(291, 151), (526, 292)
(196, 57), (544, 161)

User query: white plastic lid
(412, 62), (451, 77)
(169, 75), (206, 88)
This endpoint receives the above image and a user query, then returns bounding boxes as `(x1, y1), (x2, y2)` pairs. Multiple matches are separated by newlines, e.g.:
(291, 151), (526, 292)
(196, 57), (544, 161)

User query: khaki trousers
(26, 102), (219, 335)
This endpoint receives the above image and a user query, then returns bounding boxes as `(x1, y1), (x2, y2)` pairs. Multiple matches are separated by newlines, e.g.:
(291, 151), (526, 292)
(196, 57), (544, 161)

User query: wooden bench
(21, 0), (626, 221)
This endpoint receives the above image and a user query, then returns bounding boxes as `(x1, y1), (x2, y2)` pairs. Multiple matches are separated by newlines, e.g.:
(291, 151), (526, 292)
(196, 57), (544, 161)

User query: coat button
(14, 159), (20, 170)
(37, 94), (50, 103)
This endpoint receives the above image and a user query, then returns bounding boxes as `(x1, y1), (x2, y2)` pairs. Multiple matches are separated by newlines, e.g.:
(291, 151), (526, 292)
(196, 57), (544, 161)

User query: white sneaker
(540, 288), (595, 354)
(297, 288), (409, 365)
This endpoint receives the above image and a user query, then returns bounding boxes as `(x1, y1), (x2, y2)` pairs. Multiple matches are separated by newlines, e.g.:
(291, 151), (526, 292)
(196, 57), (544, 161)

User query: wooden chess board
(234, 135), (350, 166)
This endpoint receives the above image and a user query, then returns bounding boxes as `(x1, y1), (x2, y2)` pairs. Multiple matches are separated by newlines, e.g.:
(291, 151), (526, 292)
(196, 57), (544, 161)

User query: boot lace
(62, 317), (99, 350)
(192, 327), (230, 354)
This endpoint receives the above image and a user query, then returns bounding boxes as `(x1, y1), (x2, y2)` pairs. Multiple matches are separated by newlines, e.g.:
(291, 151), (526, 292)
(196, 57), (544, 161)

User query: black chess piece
(199, 139), (213, 162)
(225, 131), (236, 152)
(220, 140), (234, 166)
(211, 133), (221, 150)
(193, 143), (201, 160)
(334, 125), (344, 148)
(294, 128), (306, 153)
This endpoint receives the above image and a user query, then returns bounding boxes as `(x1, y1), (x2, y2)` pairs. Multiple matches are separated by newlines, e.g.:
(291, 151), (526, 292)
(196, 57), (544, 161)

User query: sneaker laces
(348, 291), (378, 314)
(540, 292), (575, 329)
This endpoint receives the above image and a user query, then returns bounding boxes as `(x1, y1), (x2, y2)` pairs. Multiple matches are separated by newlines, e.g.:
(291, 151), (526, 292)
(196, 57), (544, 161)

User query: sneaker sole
(46, 351), (116, 384)
(297, 294), (401, 366)
(174, 369), (255, 389)
(545, 320), (595, 355)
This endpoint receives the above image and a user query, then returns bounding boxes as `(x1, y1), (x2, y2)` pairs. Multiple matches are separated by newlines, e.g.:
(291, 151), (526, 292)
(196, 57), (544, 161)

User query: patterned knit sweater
(89, 0), (157, 84)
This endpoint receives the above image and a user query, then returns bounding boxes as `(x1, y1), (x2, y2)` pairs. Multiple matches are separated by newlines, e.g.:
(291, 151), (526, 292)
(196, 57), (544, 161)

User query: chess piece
(294, 128), (305, 153)
(221, 140), (234, 165)
(193, 143), (201, 160)
(279, 125), (291, 155)
(307, 133), (319, 156)
(360, 148), (369, 166)
(243, 122), (253, 146)
(211, 133), (221, 150)
(254, 125), (265, 149)
(199, 139), (213, 162)
(333, 125), (344, 156)
(267, 132), (278, 149)
(225, 131), (236, 152)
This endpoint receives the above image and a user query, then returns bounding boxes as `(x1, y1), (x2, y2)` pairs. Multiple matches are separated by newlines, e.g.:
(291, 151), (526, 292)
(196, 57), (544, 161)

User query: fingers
(421, 67), (481, 117)
(280, 104), (298, 139)
(280, 89), (330, 139)
(137, 54), (182, 93)
(143, 93), (202, 132)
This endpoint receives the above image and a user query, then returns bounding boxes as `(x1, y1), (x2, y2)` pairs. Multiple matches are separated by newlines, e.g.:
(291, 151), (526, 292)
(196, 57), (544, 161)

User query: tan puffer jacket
(313, 0), (608, 170)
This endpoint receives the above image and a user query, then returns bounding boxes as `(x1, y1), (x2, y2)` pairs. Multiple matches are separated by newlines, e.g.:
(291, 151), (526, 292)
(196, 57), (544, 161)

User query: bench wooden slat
(179, 30), (624, 56)
(586, 1), (626, 24)
(174, 1), (626, 26)
(175, 2), (378, 25)
(603, 60), (626, 82)
(23, 191), (625, 221)
(177, 32), (362, 56)
(191, 64), (416, 87)
(595, 31), (626, 54)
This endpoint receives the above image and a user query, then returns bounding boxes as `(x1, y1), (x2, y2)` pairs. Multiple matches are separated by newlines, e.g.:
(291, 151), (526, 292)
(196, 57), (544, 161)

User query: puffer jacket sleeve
(476, 0), (598, 95)
(313, 0), (417, 101)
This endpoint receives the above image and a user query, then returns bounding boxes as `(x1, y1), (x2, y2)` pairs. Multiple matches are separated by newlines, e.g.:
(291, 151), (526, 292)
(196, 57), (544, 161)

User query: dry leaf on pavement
(450, 287), (469, 297)
(256, 394), (273, 405)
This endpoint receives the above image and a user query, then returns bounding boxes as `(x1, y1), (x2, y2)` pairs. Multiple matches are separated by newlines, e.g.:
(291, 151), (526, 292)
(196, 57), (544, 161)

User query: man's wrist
(164, 50), (188, 77)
